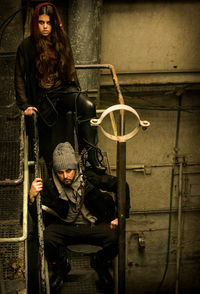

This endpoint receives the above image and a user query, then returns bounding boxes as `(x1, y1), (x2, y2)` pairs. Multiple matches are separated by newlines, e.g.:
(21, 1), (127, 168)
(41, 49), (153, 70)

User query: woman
(15, 2), (105, 174)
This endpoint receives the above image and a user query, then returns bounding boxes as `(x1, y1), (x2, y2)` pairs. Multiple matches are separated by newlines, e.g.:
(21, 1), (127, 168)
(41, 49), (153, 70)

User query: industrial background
(0, 0), (200, 293)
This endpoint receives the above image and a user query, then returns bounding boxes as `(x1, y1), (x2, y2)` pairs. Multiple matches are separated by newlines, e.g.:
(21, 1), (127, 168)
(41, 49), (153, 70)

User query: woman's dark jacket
(15, 36), (79, 112)
(29, 169), (130, 226)
(15, 36), (39, 111)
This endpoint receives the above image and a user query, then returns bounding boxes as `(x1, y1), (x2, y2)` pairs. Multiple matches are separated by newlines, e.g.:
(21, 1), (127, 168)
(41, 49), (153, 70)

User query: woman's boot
(76, 93), (106, 174)
(87, 145), (106, 174)
(78, 120), (106, 174)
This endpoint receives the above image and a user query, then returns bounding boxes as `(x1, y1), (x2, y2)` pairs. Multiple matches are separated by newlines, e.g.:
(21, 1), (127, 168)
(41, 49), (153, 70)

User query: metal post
(117, 141), (126, 294)
(175, 162), (183, 294)
(174, 95), (182, 294)
(117, 77), (126, 293)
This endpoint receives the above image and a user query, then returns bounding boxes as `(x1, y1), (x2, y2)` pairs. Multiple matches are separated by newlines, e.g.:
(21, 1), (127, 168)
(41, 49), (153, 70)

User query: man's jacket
(29, 169), (130, 226)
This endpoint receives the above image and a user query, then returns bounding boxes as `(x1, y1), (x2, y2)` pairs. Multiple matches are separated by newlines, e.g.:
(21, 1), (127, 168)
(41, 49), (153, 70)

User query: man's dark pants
(43, 222), (118, 265)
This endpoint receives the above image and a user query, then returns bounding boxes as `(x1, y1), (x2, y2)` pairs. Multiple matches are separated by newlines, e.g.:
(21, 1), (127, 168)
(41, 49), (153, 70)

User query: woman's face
(38, 14), (52, 37)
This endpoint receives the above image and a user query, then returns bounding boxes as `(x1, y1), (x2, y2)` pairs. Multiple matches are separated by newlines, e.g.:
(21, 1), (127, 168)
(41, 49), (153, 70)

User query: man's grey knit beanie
(53, 142), (78, 170)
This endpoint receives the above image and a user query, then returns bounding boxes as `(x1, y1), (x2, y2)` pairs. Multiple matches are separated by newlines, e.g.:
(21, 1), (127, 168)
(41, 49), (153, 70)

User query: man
(29, 142), (130, 293)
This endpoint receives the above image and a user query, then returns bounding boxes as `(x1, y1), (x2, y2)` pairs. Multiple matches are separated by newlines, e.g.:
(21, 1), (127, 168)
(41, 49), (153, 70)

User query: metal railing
(0, 111), (28, 294)
(0, 114), (25, 186)
(0, 113), (28, 243)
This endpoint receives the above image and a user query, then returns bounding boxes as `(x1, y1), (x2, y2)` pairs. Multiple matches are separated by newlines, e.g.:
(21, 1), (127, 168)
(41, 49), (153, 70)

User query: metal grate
(0, 107), (21, 141)
(0, 242), (25, 281)
(0, 53), (27, 292)
(0, 55), (16, 107)
(0, 186), (23, 223)
(61, 253), (102, 294)
(0, 142), (21, 181)
(0, 106), (22, 181)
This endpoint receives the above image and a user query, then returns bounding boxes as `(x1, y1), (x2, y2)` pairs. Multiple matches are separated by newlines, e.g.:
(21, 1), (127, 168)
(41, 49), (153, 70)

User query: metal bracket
(138, 233), (146, 250)
(91, 104), (150, 142)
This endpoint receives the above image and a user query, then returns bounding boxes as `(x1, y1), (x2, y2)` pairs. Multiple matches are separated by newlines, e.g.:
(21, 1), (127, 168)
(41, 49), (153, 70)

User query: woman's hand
(24, 106), (38, 116)
(110, 218), (118, 230)
(29, 178), (43, 203)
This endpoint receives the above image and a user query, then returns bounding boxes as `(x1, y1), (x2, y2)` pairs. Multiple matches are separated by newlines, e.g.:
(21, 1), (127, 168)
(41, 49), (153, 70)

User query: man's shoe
(96, 278), (114, 294)
(50, 273), (64, 293)
(61, 260), (71, 280)
(90, 254), (114, 292)
(49, 258), (71, 293)
(54, 258), (71, 281)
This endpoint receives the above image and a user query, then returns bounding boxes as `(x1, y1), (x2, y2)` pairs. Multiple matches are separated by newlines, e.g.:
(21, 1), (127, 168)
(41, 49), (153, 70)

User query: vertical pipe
(117, 141), (126, 294)
(174, 95), (182, 294)
(175, 162), (183, 294)
(174, 96), (182, 156)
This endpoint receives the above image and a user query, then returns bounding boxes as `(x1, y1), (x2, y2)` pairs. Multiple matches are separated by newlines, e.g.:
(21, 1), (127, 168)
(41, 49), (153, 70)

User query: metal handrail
(75, 64), (125, 105)
(0, 113), (28, 242)
(0, 113), (25, 186)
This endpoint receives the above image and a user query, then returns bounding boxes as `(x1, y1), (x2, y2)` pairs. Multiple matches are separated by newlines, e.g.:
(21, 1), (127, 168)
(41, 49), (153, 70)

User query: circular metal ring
(90, 104), (150, 142)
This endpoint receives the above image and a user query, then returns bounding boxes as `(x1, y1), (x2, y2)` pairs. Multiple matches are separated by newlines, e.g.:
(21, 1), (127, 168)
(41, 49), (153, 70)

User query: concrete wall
(100, 0), (200, 84)
(98, 1), (200, 293)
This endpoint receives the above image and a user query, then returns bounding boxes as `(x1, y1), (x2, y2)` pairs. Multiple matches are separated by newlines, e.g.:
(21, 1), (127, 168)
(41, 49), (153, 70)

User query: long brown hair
(32, 4), (76, 83)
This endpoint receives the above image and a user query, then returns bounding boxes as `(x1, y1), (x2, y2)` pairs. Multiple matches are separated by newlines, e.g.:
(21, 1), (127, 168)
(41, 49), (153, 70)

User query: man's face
(38, 14), (52, 37)
(56, 169), (76, 186)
